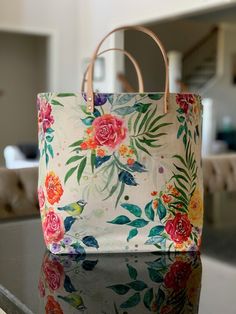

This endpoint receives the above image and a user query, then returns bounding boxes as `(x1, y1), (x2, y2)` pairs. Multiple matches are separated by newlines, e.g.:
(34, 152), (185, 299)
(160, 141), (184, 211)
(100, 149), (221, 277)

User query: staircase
(182, 27), (218, 92)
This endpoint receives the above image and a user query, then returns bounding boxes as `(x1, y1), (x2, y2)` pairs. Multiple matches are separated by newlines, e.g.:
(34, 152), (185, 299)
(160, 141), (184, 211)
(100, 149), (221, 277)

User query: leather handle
(81, 48), (144, 93)
(86, 25), (169, 113)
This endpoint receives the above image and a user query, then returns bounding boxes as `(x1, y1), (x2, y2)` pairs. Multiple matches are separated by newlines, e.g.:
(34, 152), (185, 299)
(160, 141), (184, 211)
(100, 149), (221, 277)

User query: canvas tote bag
(37, 25), (203, 255)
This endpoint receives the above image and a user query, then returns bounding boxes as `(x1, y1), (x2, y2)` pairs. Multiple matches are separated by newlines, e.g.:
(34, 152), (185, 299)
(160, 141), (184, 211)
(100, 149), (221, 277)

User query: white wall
(203, 24), (236, 127)
(0, 0), (79, 91)
(77, 0), (236, 91)
(0, 32), (46, 165)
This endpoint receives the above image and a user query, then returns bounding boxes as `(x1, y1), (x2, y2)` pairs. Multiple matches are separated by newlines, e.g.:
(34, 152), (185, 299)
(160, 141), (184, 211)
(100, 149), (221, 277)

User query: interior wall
(124, 20), (213, 92)
(77, 0), (235, 91)
(0, 0), (79, 91)
(0, 32), (46, 165)
(204, 24), (236, 128)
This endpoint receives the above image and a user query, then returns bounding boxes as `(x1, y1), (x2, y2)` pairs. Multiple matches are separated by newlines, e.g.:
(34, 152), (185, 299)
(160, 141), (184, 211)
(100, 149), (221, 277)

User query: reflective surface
(39, 252), (201, 314)
(0, 216), (236, 314)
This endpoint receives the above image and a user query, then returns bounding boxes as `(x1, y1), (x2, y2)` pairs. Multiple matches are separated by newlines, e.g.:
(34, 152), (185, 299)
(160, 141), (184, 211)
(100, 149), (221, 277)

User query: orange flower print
(172, 187), (180, 197)
(45, 296), (63, 314)
(152, 199), (158, 209)
(151, 191), (158, 196)
(80, 142), (88, 150)
(86, 138), (97, 149)
(119, 144), (128, 156)
(127, 158), (135, 165)
(97, 148), (105, 157)
(162, 194), (172, 203)
(45, 171), (63, 205)
(86, 127), (93, 135)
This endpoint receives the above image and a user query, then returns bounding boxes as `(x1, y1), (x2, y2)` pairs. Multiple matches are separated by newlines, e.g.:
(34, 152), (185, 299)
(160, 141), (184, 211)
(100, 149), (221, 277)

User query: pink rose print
(38, 186), (45, 209)
(43, 209), (64, 245)
(43, 256), (64, 291)
(38, 99), (54, 133)
(92, 114), (127, 148)
(176, 94), (195, 114)
(165, 213), (192, 244)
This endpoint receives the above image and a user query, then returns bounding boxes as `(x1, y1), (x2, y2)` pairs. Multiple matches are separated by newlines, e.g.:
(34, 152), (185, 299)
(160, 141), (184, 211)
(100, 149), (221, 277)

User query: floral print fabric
(37, 92), (203, 254)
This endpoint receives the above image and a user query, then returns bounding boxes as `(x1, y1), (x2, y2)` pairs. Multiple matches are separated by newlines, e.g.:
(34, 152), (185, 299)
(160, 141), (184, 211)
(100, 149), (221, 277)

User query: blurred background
(0, 0), (236, 312)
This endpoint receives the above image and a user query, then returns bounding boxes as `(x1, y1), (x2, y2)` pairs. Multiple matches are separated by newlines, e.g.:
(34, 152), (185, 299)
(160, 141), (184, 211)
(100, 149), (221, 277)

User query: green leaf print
(81, 116), (95, 126)
(148, 268), (163, 283)
(148, 226), (165, 237)
(64, 166), (77, 184)
(133, 102), (151, 113)
(148, 93), (163, 100)
(143, 288), (154, 310)
(107, 284), (130, 295)
(127, 264), (137, 280)
(157, 199), (167, 220)
(127, 228), (138, 242)
(120, 292), (141, 309)
(77, 157), (87, 185)
(108, 215), (131, 225)
(113, 106), (136, 116)
(51, 99), (64, 106)
(116, 94), (135, 105)
(126, 280), (147, 291)
(66, 155), (84, 165)
(128, 219), (149, 228)
(57, 93), (76, 97)
(121, 203), (142, 217)
(144, 201), (155, 221)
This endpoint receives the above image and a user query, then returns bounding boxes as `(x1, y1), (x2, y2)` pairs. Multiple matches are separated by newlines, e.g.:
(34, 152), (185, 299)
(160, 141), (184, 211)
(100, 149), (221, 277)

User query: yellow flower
(188, 188), (203, 227)
(119, 144), (128, 156)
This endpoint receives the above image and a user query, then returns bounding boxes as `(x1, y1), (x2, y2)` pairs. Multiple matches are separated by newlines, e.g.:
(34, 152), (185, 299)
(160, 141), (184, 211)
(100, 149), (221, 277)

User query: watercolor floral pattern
(37, 92), (203, 254)
(64, 93), (172, 207)
(108, 93), (203, 251)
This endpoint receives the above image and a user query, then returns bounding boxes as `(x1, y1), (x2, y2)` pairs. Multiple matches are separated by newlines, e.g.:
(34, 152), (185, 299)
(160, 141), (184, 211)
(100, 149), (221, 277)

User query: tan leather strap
(86, 25), (169, 113)
(81, 48), (144, 92)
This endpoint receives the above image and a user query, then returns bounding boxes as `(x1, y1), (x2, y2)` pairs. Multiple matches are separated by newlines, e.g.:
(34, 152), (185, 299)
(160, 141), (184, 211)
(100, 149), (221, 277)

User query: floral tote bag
(38, 251), (202, 313)
(37, 25), (203, 255)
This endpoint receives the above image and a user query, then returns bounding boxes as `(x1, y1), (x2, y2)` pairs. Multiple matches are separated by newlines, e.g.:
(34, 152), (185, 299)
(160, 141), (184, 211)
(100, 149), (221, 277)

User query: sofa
(0, 167), (39, 219)
(0, 154), (236, 220)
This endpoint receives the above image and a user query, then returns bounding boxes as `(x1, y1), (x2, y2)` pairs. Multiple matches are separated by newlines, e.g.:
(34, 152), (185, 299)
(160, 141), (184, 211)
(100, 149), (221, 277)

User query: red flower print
(151, 191), (158, 196)
(165, 213), (192, 244)
(38, 99), (54, 133)
(92, 114), (127, 148)
(43, 209), (64, 245)
(127, 158), (135, 165)
(176, 94), (195, 114)
(38, 186), (45, 209)
(43, 256), (64, 291)
(160, 305), (174, 314)
(164, 261), (192, 291)
(45, 296), (63, 314)
(162, 194), (172, 203)
(38, 278), (45, 297)
(45, 171), (63, 205)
